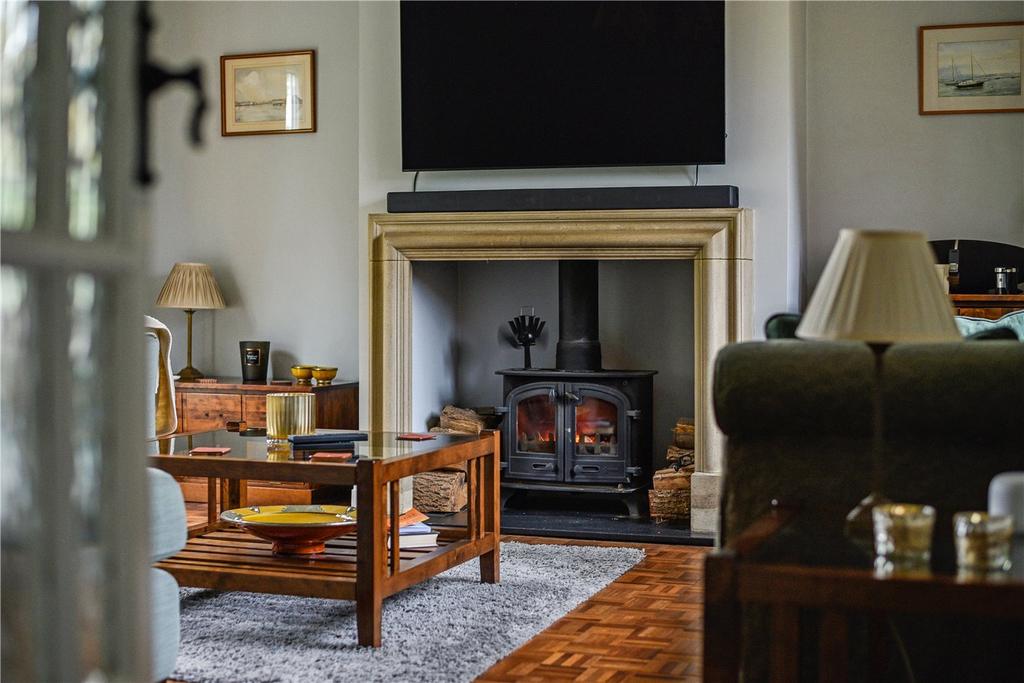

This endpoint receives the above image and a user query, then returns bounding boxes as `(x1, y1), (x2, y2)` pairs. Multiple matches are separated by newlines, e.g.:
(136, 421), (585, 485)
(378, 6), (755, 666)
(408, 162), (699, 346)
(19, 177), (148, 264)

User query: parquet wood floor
(180, 505), (709, 682)
(478, 536), (707, 683)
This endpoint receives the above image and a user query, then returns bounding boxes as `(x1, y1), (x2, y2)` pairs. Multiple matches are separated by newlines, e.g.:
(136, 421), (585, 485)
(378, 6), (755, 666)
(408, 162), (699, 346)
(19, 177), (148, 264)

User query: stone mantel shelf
(367, 208), (753, 533)
(370, 208), (752, 263)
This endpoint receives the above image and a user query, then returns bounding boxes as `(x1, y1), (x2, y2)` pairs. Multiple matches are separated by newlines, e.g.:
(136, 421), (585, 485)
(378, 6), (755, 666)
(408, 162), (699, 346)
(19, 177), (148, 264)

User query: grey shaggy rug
(173, 541), (644, 683)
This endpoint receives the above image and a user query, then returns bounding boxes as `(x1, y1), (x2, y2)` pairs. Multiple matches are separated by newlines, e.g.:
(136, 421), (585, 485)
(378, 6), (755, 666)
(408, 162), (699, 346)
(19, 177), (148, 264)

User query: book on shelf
(385, 508), (429, 530)
(387, 521), (438, 549)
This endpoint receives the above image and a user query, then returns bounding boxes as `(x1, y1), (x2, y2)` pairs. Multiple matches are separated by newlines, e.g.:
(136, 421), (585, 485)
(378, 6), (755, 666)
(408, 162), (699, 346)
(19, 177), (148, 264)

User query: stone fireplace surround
(368, 208), (753, 533)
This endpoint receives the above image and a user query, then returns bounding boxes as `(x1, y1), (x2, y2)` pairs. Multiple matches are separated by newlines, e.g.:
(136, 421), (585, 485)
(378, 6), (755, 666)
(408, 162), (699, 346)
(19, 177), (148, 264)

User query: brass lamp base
(176, 365), (205, 381)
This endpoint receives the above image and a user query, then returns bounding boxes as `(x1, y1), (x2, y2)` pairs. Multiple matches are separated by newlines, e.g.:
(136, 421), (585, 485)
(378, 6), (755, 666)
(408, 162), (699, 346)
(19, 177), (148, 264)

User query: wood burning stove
(497, 261), (655, 517)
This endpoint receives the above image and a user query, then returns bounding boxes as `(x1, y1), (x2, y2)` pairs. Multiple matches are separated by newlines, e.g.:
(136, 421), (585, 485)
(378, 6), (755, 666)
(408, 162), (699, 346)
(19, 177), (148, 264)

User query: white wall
(805, 1), (1024, 287)
(147, 1), (360, 380)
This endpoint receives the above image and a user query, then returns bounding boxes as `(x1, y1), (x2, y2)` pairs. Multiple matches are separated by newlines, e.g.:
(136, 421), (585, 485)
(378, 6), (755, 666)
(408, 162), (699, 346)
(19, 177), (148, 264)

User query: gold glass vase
(266, 393), (316, 446)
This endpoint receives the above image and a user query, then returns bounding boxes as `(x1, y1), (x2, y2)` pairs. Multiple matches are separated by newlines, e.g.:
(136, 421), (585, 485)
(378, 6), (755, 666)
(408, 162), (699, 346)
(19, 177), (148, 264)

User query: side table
(950, 293), (1024, 320)
(174, 377), (358, 431)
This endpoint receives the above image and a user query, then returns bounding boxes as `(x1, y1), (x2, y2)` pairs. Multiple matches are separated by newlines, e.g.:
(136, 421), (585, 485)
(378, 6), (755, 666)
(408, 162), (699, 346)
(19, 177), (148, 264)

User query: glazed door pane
(0, 3), (150, 681)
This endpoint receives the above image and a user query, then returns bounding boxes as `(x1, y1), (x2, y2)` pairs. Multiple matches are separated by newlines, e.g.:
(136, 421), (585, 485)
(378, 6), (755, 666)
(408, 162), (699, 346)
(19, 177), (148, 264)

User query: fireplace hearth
(497, 261), (655, 517)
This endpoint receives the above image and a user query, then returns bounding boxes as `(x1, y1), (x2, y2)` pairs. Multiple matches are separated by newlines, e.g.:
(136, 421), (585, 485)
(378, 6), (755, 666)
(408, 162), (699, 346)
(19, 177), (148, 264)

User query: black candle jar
(239, 341), (270, 382)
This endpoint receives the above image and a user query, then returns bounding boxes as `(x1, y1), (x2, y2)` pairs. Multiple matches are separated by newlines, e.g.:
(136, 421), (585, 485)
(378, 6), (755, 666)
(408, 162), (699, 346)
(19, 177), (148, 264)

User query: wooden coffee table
(149, 429), (500, 646)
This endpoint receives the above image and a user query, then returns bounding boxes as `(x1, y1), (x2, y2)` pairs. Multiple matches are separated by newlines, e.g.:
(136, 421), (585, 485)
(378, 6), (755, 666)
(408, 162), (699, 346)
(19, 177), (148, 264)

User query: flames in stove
(516, 398), (619, 457)
(573, 425), (618, 456)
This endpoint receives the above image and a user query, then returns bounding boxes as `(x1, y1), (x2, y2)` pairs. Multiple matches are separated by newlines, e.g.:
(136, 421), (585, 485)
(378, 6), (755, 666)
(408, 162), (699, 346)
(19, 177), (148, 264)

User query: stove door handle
(563, 391), (581, 405)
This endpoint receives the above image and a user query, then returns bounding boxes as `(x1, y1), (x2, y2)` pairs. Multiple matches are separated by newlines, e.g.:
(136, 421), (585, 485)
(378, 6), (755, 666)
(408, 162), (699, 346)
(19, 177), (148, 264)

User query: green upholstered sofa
(713, 340), (1024, 681)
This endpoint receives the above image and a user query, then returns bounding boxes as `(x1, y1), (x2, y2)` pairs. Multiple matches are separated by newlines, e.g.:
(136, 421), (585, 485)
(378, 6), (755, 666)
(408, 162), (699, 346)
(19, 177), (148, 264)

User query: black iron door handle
(136, 1), (207, 185)
(563, 391), (581, 404)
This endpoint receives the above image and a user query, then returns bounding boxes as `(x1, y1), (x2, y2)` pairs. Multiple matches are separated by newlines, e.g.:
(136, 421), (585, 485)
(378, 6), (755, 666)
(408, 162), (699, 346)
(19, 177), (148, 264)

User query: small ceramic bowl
(290, 365), (315, 385)
(312, 366), (338, 385)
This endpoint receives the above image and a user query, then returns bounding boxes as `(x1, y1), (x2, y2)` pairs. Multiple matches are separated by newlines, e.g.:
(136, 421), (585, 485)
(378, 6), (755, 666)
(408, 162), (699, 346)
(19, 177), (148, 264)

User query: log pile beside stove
(497, 261), (656, 518)
(649, 418), (695, 523)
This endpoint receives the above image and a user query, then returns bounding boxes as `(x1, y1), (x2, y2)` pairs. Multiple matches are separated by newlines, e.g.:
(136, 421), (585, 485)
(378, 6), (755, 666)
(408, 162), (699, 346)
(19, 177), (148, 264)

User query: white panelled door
(2, 1), (151, 681)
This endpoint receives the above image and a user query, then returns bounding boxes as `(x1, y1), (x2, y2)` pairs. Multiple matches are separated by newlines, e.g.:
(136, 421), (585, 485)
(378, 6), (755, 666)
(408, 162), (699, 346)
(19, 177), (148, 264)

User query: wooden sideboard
(175, 377), (358, 431)
(951, 293), (1024, 320)
(174, 378), (358, 505)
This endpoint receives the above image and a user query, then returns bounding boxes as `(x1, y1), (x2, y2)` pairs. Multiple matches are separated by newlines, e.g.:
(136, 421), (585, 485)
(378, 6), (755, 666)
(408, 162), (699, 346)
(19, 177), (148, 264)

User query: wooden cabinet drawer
(177, 477), (348, 506)
(242, 395), (267, 428)
(181, 393), (242, 431)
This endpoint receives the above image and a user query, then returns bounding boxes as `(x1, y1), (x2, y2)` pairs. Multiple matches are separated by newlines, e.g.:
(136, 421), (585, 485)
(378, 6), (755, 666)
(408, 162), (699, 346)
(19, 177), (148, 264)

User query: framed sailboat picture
(919, 22), (1023, 114)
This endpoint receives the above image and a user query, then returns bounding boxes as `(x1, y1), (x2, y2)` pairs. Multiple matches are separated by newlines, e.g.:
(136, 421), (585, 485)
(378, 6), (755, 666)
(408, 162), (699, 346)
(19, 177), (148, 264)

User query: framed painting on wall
(919, 22), (1023, 115)
(220, 50), (316, 135)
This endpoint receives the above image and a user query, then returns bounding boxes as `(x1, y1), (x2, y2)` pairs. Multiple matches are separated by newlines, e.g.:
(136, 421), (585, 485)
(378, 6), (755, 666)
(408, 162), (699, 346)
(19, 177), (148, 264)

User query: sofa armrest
(149, 468), (186, 562)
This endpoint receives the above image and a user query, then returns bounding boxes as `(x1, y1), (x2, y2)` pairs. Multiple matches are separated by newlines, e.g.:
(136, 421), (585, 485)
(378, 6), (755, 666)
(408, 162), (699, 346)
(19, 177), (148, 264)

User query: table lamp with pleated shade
(156, 262), (226, 381)
(797, 229), (960, 556)
(797, 229), (960, 344)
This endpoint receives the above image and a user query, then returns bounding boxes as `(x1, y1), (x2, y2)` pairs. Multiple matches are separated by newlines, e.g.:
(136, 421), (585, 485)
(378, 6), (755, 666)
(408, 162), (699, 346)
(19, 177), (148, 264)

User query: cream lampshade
(156, 263), (226, 381)
(797, 230), (960, 558)
(797, 229), (960, 343)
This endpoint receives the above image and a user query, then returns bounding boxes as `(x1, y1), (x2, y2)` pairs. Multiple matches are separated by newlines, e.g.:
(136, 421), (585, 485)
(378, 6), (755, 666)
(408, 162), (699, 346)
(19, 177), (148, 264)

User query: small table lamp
(156, 262), (226, 381)
(796, 230), (960, 551)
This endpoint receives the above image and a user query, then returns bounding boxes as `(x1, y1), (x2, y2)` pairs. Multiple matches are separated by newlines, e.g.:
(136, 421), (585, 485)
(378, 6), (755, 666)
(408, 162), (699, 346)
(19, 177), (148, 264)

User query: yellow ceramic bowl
(312, 366), (338, 385)
(220, 505), (357, 555)
(290, 365), (315, 384)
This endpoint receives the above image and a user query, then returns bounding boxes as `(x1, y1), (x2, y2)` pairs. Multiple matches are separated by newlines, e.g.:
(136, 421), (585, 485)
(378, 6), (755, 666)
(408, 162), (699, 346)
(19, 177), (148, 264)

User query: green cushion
(955, 310), (1024, 340)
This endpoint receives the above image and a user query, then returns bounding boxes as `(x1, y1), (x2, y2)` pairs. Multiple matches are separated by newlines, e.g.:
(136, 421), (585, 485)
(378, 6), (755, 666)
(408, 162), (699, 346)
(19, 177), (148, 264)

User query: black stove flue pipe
(556, 260), (602, 371)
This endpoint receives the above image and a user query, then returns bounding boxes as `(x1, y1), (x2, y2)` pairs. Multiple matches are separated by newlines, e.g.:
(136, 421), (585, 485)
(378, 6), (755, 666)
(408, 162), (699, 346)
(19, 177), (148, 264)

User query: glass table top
(149, 429), (479, 465)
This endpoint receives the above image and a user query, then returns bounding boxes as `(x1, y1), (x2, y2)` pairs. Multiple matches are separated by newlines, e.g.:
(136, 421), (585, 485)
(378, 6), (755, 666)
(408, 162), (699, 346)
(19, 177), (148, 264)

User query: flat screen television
(400, 1), (725, 172)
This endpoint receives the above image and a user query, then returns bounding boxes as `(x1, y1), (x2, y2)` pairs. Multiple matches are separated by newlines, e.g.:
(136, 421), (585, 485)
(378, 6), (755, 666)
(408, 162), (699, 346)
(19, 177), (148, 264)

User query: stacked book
(388, 522), (438, 549)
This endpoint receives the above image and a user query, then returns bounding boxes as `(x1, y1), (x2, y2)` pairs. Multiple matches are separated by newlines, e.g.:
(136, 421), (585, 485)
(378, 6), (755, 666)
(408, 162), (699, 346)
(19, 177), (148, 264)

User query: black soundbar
(386, 185), (738, 213)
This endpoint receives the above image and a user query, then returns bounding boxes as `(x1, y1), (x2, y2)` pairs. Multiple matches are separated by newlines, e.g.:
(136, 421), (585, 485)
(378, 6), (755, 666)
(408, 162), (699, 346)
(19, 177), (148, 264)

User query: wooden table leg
(220, 478), (247, 511)
(467, 457), (478, 541)
(206, 477), (218, 526)
(356, 459), (384, 647)
(480, 430), (501, 584)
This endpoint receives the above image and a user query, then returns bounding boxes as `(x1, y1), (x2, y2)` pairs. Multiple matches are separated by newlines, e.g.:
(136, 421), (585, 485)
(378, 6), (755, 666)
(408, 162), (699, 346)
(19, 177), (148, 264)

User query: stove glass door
(573, 395), (620, 457)
(567, 384), (630, 484)
(505, 383), (562, 481)
(517, 393), (558, 454)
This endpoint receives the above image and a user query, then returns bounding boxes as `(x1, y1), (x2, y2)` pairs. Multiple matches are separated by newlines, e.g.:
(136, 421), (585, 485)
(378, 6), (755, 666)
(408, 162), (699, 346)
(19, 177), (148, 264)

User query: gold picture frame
(220, 50), (316, 135)
(919, 22), (1023, 115)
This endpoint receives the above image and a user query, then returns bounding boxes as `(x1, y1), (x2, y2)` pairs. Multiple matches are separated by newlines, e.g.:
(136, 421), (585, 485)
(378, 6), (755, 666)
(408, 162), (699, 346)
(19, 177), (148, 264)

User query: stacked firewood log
(413, 406), (485, 512)
(649, 418), (695, 523)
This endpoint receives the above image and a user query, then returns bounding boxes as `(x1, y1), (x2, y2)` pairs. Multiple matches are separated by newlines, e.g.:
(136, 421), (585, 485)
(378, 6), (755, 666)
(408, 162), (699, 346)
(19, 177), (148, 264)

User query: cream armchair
(144, 316), (186, 681)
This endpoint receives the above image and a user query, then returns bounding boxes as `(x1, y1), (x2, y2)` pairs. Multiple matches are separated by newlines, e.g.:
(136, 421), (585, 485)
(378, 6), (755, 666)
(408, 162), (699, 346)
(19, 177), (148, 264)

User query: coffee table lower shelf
(157, 527), (467, 602)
